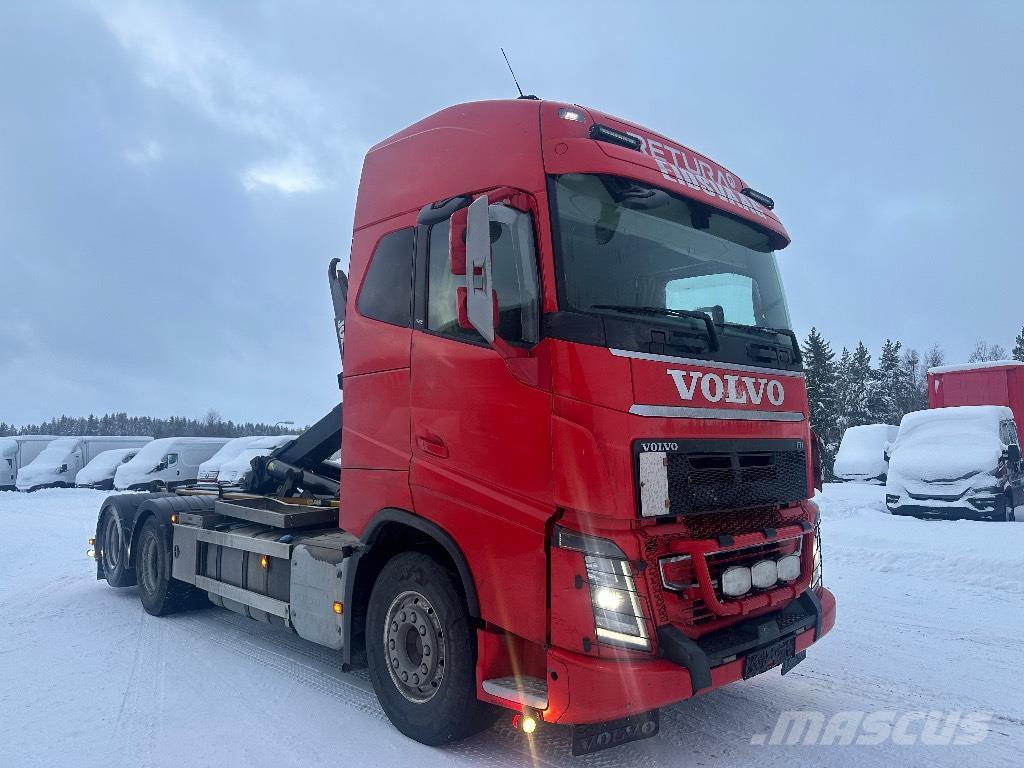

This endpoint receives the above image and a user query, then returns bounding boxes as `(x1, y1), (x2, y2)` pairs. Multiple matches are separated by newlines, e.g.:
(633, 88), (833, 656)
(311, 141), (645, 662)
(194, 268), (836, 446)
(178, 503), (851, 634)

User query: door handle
(416, 433), (449, 459)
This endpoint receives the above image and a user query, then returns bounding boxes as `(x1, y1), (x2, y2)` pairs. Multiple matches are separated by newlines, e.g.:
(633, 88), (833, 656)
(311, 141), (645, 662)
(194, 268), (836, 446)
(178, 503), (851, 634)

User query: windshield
(550, 174), (792, 331)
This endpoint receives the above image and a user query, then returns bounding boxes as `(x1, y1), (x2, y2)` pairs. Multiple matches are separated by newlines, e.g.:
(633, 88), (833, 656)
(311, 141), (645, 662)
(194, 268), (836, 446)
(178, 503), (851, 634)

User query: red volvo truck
(90, 98), (836, 755)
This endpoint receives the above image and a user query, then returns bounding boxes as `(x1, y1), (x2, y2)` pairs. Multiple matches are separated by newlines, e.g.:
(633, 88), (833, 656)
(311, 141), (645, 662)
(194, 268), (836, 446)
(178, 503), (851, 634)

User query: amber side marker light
(259, 555), (269, 569)
(170, 514), (177, 524)
(332, 601), (344, 615)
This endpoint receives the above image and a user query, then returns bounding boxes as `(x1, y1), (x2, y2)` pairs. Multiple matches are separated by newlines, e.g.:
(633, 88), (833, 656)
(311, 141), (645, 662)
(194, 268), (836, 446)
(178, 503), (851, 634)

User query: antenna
(500, 48), (537, 100)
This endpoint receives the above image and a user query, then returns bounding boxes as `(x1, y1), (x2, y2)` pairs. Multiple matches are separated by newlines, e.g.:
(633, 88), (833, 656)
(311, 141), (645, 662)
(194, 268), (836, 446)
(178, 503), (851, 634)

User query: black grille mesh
(664, 446), (807, 516)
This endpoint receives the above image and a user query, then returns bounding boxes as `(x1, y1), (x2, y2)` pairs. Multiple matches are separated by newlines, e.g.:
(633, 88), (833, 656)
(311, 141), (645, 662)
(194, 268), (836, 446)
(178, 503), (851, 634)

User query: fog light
(777, 554), (800, 582)
(721, 566), (752, 597)
(750, 559), (779, 589)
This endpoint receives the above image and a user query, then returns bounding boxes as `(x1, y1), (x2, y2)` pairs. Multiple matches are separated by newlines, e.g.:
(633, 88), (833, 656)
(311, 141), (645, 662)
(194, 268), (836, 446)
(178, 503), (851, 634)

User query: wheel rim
(102, 514), (123, 571)
(139, 533), (160, 597)
(383, 590), (445, 703)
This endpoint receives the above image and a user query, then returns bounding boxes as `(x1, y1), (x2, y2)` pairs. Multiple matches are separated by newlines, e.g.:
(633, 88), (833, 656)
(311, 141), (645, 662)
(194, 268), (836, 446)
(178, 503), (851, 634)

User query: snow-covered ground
(1, 485), (1022, 767)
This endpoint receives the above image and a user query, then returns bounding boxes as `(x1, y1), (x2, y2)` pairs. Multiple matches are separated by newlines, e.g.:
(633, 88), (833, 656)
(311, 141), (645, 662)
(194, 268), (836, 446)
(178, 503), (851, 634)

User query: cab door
(408, 194), (552, 643)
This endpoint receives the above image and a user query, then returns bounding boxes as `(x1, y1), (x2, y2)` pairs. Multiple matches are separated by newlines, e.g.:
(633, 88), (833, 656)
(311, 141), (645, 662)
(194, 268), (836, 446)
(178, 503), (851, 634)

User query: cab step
(481, 676), (548, 709)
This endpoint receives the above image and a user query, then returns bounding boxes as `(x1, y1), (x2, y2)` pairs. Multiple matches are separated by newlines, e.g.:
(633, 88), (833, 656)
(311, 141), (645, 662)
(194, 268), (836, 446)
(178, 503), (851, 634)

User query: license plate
(743, 636), (796, 679)
(572, 711), (660, 756)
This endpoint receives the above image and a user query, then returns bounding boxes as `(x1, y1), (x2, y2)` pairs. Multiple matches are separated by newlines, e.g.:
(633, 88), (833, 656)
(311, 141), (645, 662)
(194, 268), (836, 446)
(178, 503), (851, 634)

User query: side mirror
(1008, 444), (1021, 466)
(59, 463), (68, 473)
(464, 196), (495, 343)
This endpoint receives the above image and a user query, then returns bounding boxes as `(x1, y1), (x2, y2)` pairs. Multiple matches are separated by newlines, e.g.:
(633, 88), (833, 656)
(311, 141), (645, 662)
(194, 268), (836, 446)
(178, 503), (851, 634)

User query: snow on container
(833, 424), (899, 484)
(885, 405), (1022, 521)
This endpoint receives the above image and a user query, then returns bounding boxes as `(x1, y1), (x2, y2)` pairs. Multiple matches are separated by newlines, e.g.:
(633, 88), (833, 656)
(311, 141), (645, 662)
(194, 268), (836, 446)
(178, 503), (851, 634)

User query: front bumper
(543, 587), (836, 724)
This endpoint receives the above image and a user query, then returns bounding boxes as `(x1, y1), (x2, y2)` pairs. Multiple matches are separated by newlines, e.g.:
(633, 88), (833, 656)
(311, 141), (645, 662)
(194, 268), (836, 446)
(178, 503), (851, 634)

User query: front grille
(637, 439), (808, 518)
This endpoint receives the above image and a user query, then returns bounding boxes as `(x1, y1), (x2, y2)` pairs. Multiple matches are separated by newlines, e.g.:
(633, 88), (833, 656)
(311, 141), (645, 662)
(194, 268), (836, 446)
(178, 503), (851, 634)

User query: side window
(166, 453), (178, 467)
(358, 228), (414, 327)
(425, 205), (540, 345)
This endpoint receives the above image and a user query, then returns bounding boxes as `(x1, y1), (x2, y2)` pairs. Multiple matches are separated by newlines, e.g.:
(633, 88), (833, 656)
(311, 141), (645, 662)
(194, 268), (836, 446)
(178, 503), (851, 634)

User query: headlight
(554, 526), (650, 651)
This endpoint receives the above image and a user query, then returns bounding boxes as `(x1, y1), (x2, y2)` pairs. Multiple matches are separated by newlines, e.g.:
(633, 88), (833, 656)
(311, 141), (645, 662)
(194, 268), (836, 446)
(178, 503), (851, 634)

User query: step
(481, 676), (548, 709)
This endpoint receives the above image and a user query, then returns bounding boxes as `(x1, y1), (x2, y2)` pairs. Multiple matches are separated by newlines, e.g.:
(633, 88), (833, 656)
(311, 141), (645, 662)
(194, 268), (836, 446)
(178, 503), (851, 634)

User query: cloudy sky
(2, 1), (1022, 427)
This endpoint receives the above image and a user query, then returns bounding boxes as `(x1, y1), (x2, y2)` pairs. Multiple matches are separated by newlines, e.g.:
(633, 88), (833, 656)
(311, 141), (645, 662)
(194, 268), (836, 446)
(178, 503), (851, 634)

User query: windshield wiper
(720, 321), (802, 364)
(590, 305), (719, 350)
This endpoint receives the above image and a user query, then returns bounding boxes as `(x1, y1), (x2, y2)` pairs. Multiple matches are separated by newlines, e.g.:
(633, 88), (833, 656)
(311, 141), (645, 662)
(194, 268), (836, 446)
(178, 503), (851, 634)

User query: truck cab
(341, 100), (835, 735)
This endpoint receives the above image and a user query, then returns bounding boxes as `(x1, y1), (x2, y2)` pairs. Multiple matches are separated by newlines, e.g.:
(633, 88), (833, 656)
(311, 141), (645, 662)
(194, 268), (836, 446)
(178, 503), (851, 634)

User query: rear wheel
(366, 552), (495, 745)
(100, 511), (133, 587)
(136, 517), (201, 616)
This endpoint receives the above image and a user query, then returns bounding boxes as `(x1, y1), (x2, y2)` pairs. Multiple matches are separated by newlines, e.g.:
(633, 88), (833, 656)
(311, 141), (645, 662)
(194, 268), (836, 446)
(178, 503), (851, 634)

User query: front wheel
(366, 552), (495, 745)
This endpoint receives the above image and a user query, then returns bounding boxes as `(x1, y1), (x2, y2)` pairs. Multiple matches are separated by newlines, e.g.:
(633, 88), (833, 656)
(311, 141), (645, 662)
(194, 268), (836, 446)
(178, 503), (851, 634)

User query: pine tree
(834, 347), (852, 435)
(845, 342), (873, 427)
(801, 328), (840, 475)
(869, 339), (904, 425)
(1013, 327), (1024, 362)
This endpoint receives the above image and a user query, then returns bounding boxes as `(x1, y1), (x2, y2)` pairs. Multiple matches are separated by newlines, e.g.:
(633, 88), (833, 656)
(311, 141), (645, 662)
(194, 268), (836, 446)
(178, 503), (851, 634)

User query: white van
(195, 436), (265, 487)
(886, 405), (1023, 521)
(833, 424), (900, 483)
(1, 436), (59, 490)
(75, 448), (144, 490)
(216, 435), (297, 488)
(16, 436), (154, 492)
(114, 437), (230, 491)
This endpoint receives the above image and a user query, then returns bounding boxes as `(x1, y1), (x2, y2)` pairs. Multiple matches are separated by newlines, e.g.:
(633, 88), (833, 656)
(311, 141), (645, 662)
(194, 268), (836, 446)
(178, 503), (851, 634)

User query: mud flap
(571, 711), (660, 756)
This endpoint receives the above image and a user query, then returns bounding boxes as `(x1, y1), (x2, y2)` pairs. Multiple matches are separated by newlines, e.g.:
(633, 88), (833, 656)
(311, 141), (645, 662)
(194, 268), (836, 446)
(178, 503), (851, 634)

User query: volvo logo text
(667, 369), (785, 406)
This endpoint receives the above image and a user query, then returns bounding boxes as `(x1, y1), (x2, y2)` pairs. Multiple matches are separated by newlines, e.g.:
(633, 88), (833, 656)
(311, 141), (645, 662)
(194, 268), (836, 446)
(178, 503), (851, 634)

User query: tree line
(803, 324), (1024, 476)
(0, 410), (301, 439)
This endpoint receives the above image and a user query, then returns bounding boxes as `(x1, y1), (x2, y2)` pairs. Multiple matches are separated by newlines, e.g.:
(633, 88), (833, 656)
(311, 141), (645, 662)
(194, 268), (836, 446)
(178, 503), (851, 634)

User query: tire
(135, 517), (201, 616)
(366, 552), (496, 746)
(98, 493), (163, 588)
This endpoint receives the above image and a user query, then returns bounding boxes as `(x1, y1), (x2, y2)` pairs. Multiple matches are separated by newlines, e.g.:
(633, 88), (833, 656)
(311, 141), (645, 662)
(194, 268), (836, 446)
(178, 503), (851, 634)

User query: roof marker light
(559, 108), (584, 122)
(740, 187), (775, 210)
(588, 123), (642, 151)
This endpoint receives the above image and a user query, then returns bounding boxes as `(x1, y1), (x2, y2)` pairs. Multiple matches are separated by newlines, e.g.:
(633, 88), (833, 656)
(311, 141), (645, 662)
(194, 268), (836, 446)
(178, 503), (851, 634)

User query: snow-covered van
(15, 436), (153, 492)
(215, 435), (296, 488)
(886, 405), (1023, 521)
(113, 437), (230, 491)
(195, 436), (265, 487)
(75, 448), (144, 490)
(0, 436), (58, 490)
(833, 424), (900, 483)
